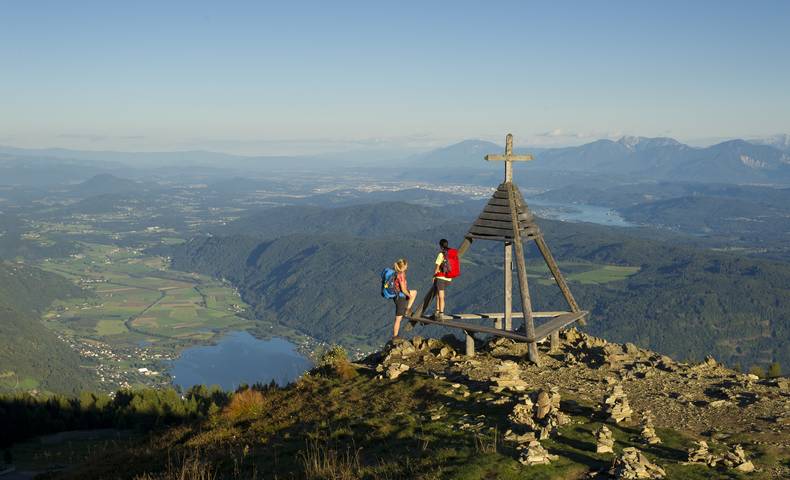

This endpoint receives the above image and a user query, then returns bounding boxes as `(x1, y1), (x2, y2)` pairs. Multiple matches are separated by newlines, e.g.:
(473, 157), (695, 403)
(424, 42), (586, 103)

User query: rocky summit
(53, 328), (789, 479)
(368, 328), (789, 478)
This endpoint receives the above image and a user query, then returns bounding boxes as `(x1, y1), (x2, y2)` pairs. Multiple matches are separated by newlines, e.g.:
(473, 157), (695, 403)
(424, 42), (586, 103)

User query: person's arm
(434, 253), (443, 275)
(402, 275), (410, 297)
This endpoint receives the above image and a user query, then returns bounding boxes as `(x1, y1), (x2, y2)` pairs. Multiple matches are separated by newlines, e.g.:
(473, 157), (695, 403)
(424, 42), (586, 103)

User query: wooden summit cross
(408, 133), (588, 365)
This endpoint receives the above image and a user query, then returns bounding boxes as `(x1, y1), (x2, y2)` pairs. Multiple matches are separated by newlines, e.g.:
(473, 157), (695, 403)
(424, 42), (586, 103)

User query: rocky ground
(47, 328), (789, 479)
(371, 328), (790, 479)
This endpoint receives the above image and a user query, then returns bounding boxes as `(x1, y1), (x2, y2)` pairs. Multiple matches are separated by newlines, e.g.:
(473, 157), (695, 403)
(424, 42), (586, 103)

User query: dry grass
(298, 439), (364, 480)
(222, 388), (268, 421)
(133, 451), (217, 480)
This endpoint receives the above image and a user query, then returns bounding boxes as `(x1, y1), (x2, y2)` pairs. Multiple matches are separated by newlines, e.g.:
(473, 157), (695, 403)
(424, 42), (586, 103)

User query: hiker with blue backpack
(381, 258), (417, 339)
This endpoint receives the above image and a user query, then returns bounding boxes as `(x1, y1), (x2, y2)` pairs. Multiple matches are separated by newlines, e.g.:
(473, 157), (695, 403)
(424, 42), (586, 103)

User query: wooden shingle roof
(466, 182), (540, 242)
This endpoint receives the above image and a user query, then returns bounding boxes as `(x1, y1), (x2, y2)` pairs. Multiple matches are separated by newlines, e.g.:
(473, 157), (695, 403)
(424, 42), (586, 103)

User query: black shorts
(394, 296), (409, 316)
(434, 278), (451, 292)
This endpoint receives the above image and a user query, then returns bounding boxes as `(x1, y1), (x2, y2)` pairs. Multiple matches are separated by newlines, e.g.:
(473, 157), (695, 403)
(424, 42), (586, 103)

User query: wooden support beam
(533, 234), (585, 325)
(550, 330), (561, 353)
(465, 331), (475, 357)
(504, 241), (512, 331)
(494, 318), (503, 329)
(506, 182), (540, 365)
(533, 311), (588, 340)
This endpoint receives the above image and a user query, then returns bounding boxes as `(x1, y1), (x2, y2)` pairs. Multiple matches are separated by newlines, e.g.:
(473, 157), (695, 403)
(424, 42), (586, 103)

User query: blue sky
(1, 1), (789, 154)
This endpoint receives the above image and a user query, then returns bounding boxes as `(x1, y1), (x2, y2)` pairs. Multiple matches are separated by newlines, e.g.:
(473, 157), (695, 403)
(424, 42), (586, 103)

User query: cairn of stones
(508, 388), (570, 440)
(490, 360), (528, 393)
(640, 411), (661, 445)
(686, 440), (754, 472)
(721, 444), (755, 473)
(603, 383), (633, 423)
(610, 447), (666, 479)
(686, 440), (718, 467)
(518, 440), (559, 466)
(595, 425), (615, 454)
(508, 395), (537, 431)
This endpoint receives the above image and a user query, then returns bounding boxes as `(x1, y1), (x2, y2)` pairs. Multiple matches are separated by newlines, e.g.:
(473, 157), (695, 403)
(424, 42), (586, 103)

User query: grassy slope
(53, 360), (774, 480)
(0, 261), (96, 394)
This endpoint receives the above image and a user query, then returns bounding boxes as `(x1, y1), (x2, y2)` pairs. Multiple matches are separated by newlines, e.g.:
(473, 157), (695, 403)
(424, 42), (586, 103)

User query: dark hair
(439, 239), (449, 250)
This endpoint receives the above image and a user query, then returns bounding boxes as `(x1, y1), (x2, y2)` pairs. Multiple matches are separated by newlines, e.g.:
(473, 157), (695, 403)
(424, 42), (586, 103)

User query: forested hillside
(0, 262), (95, 394)
(171, 208), (789, 371)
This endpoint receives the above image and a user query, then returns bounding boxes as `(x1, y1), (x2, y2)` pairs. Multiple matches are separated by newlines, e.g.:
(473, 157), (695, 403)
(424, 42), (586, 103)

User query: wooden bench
(406, 310), (588, 357)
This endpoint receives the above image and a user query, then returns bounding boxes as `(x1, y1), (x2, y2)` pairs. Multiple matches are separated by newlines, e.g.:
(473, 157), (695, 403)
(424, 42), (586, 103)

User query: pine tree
(768, 362), (782, 378)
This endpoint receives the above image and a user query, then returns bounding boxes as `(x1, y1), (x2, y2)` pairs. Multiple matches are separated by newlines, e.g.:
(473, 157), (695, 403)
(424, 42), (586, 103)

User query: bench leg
(494, 318), (503, 330)
(550, 330), (561, 353)
(465, 331), (475, 357)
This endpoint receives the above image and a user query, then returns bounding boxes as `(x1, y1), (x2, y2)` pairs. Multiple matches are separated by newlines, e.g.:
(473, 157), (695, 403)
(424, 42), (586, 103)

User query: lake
(169, 331), (312, 391)
(532, 202), (634, 227)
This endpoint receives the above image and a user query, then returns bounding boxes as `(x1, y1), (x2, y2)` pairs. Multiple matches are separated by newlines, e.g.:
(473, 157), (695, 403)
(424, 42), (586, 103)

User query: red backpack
(436, 248), (461, 279)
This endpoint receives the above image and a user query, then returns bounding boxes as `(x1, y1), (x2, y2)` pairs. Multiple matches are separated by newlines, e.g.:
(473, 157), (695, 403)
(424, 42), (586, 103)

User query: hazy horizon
(2, 1), (789, 155)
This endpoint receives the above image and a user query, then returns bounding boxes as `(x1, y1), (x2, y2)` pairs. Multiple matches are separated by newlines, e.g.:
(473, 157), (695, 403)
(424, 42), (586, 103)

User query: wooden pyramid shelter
(409, 134), (588, 365)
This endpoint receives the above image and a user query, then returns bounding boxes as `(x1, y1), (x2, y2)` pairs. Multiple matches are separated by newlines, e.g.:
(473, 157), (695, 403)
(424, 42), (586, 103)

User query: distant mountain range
(409, 136), (790, 185)
(3, 134), (790, 186)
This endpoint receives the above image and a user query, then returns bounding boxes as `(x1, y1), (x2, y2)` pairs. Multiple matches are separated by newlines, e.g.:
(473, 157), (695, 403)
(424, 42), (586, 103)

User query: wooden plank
(406, 315), (533, 342)
(485, 154), (533, 162)
(473, 218), (537, 231)
(533, 311), (588, 340)
(474, 218), (513, 229)
(507, 182), (540, 365)
(479, 211), (532, 222)
(406, 311), (587, 343)
(466, 233), (540, 243)
(448, 311), (569, 320)
(482, 204), (518, 214)
(486, 197), (515, 207)
(468, 224), (539, 238)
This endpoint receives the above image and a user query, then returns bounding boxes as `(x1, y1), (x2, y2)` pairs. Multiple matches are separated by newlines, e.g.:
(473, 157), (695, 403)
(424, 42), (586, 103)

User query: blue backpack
(381, 268), (399, 299)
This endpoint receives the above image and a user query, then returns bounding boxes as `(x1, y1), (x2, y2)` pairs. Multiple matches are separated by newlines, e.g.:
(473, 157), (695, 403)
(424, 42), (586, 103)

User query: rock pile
(721, 444), (755, 473)
(603, 383), (633, 423)
(508, 396), (537, 430)
(686, 440), (754, 472)
(686, 440), (716, 466)
(385, 362), (409, 379)
(595, 425), (615, 454)
(507, 388), (570, 441)
(640, 411), (661, 445)
(610, 447), (666, 479)
(489, 360), (528, 392)
(518, 440), (558, 466)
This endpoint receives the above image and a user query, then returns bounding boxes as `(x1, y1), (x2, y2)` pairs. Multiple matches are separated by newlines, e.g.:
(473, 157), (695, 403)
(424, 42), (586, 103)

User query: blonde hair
(393, 258), (408, 272)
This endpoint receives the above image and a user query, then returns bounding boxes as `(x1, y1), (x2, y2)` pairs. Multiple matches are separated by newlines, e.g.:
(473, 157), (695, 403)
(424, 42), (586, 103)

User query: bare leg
(438, 290), (446, 313)
(406, 290), (417, 312)
(393, 316), (402, 337)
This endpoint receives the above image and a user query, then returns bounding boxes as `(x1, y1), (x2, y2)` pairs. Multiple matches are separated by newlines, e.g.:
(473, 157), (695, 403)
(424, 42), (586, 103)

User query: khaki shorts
(434, 278), (451, 292)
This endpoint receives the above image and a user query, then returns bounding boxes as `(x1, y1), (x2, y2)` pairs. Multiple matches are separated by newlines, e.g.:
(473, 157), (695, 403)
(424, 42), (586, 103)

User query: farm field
(40, 243), (253, 347)
(526, 261), (640, 286)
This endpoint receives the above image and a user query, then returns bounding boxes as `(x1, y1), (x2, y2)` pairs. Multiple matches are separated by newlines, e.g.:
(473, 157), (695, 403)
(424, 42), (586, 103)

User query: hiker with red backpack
(381, 258), (417, 339)
(431, 239), (460, 320)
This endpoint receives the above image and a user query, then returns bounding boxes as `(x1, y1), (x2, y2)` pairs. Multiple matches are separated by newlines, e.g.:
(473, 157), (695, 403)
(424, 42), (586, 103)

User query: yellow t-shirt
(435, 252), (452, 282)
